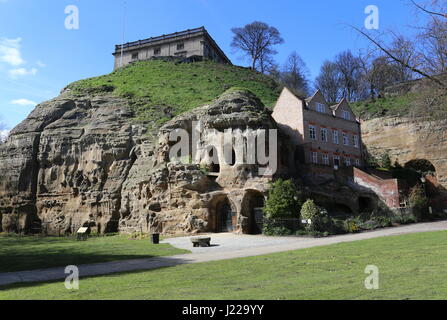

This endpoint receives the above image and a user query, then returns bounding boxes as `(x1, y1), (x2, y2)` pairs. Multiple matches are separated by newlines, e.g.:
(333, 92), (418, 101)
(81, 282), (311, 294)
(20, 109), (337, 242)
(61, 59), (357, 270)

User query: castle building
(273, 87), (363, 176)
(113, 26), (232, 69)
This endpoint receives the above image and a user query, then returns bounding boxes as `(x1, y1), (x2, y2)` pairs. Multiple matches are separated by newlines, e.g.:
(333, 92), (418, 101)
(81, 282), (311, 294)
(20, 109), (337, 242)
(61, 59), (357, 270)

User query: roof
(114, 26), (232, 64)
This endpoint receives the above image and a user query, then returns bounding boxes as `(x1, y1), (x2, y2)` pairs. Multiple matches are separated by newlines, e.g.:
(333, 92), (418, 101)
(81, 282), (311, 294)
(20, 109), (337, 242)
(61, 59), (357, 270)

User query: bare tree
(368, 56), (403, 98)
(389, 35), (418, 82)
(281, 51), (310, 96)
(418, 17), (447, 75)
(315, 60), (342, 103)
(231, 21), (284, 72)
(334, 50), (364, 101)
(352, 0), (447, 88)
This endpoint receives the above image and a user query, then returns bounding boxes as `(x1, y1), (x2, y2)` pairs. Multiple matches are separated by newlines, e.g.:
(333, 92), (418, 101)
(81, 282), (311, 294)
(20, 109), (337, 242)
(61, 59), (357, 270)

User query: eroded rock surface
(361, 117), (447, 187)
(0, 89), (276, 235)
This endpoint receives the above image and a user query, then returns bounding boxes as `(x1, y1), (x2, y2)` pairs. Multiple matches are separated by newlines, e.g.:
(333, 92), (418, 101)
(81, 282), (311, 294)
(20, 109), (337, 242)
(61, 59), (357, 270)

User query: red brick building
(273, 87), (405, 209)
(273, 88), (363, 170)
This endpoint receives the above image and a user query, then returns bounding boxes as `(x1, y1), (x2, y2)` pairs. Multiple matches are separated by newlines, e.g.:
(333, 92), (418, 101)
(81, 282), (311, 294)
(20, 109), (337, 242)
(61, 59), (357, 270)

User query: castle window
(332, 130), (339, 145)
(309, 125), (316, 140)
(312, 152), (319, 164)
(177, 42), (185, 51)
(343, 133), (349, 146)
(334, 155), (340, 167)
(345, 157), (351, 167)
(316, 103), (325, 113)
(342, 110), (350, 120)
(355, 159), (361, 167)
(154, 47), (161, 55)
(321, 128), (328, 142)
(131, 52), (139, 60)
(322, 154), (329, 166)
(353, 135), (359, 148)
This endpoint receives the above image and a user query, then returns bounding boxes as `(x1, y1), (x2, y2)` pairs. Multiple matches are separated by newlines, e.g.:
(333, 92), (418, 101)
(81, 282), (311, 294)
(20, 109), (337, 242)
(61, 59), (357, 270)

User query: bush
(300, 200), (328, 232)
(344, 218), (361, 233)
(380, 151), (392, 169)
(263, 225), (292, 236)
(409, 185), (429, 220)
(264, 179), (302, 219)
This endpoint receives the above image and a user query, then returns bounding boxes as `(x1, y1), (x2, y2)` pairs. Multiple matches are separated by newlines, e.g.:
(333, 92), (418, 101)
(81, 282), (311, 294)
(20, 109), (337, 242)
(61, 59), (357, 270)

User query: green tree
(263, 179), (302, 219)
(409, 184), (429, 220)
(300, 199), (329, 231)
(380, 151), (392, 169)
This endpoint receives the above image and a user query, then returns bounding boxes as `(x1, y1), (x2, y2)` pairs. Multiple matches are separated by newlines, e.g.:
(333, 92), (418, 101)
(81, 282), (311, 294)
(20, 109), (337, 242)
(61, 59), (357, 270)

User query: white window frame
(353, 135), (359, 148)
(342, 110), (350, 120)
(322, 154), (329, 165)
(332, 130), (339, 145)
(334, 155), (341, 167)
(309, 125), (317, 140)
(343, 133), (349, 146)
(355, 159), (361, 167)
(345, 157), (351, 167)
(321, 128), (328, 142)
(312, 152), (319, 164)
(316, 103), (325, 113)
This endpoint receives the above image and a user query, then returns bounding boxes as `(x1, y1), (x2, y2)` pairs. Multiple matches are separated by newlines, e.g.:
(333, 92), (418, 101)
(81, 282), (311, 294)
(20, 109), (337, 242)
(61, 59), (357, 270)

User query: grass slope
(351, 92), (416, 120)
(0, 234), (188, 273)
(68, 60), (282, 128)
(2, 231), (447, 299)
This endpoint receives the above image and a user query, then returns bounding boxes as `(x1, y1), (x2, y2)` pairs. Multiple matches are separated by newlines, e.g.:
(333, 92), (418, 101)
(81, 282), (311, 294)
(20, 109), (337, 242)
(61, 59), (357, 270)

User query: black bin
(150, 233), (160, 244)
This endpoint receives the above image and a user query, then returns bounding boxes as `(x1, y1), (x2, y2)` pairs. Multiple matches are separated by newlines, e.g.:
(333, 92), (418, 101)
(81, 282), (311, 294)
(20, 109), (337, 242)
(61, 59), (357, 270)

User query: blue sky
(0, 0), (426, 129)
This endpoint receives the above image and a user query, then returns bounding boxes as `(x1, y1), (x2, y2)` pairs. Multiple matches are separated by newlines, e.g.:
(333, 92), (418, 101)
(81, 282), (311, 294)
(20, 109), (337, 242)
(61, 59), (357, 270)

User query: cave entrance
(217, 197), (237, 232)
(241, 190), (265, 234)
(359, 196), (374, 213)
(404, 159), (439, 195)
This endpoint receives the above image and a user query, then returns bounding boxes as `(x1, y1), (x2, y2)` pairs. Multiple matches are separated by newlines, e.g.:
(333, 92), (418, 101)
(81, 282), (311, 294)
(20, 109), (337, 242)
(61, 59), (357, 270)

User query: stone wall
(362, 116), (447, 188)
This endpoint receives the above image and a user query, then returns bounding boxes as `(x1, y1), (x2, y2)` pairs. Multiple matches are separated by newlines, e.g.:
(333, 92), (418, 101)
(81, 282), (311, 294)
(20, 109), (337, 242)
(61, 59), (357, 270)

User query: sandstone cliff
(361, 116), (447, 188)
(0, 88), (275, 235)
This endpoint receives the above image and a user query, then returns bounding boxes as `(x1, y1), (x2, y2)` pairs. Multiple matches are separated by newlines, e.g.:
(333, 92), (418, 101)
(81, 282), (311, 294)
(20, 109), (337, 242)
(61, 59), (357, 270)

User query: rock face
(0, 89), (277, 235)
(361, 116), (447, 188)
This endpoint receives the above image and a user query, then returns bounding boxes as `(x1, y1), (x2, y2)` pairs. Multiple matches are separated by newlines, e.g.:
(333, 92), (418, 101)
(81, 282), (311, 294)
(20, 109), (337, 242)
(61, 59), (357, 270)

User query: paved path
(1, 221), (447, 287)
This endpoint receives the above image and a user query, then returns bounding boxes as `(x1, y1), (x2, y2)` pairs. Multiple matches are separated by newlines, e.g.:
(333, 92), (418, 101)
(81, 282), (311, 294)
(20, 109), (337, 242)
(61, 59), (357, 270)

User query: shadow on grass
(0, 235), (189, 273)
(0, 255), (194, 292)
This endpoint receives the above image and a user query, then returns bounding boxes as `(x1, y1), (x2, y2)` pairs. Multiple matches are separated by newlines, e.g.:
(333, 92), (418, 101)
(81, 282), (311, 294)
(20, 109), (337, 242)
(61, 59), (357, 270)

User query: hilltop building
(113, 27), (231, 69)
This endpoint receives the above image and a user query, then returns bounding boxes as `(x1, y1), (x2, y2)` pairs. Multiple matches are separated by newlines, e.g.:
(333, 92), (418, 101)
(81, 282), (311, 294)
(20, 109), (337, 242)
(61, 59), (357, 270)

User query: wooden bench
(191, 237), (211, 247)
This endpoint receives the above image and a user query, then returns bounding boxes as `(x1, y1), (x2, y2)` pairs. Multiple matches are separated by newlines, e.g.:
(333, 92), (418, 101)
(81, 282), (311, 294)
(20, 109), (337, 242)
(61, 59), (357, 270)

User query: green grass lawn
(2, 231), (447, 300)
(351, 92), (416, 120)
(0, 234), (188, 273)
(67, 60), (282, 129)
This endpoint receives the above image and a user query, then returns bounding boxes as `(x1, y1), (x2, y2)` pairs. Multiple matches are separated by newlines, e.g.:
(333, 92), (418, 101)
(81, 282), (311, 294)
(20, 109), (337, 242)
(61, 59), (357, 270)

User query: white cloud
(0, 130), (9, 143)
(0, 38), (25, 66)
(8, 67), (37, 78)
(11, 98), (37, 106)
(37, 61), (46, 68)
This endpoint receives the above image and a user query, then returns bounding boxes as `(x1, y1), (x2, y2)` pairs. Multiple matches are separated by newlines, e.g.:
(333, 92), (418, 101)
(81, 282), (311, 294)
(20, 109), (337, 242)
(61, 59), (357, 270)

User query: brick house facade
(273, 87), (406, 209)
(273, 87), (363, 171)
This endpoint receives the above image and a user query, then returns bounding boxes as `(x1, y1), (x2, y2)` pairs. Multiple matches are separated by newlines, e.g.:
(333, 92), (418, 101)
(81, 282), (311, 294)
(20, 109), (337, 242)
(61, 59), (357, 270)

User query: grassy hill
(67, 60), (282, 128)
(351, 92), (416, 120)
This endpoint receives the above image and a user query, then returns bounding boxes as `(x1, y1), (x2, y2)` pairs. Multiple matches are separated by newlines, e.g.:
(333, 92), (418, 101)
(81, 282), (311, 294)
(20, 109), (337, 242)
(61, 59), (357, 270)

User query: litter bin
(150, 233), (160, 244)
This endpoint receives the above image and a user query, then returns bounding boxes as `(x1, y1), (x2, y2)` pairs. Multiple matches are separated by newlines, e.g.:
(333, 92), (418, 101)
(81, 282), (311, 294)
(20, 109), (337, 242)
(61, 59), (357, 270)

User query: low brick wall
(353, 167), (401, 208)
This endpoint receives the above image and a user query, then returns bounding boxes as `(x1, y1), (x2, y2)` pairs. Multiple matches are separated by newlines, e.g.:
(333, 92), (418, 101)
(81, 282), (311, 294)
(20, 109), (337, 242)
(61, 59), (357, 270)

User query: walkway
(1, 221), (447, 287)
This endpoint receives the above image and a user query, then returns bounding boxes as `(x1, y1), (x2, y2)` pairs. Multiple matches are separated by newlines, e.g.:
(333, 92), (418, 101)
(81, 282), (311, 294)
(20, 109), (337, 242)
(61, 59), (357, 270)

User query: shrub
(379, 151), (392, 170)
(263, 225), (292, 236)
(409, 185), (429, 220)
(300, 200), (328, 231)
(344, 218), (361, 233)
(264, 179), (302, 219)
